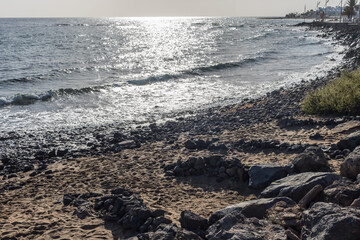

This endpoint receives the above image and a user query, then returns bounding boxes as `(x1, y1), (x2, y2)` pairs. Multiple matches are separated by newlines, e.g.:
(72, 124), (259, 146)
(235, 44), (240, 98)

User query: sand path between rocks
(1, 118), (359, 239)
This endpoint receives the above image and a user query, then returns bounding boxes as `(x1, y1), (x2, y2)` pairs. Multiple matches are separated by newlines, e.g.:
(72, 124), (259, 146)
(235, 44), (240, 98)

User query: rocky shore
(2, 22), (360, 239)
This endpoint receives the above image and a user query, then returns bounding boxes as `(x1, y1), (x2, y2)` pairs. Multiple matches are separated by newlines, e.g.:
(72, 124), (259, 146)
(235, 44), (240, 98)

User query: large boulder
(337, 131), (360, 151)
(206, 211), (287, 240)
(248, 164), (291, 189)
(340, 146), (360, 180)
(209, 197), (296, 225)
(292, 147), (328, 173)
(302, 202), (360, 240)
(260, 172), (340, 202)
(323, 178), (360, 206)
(179, 210), (208, 231)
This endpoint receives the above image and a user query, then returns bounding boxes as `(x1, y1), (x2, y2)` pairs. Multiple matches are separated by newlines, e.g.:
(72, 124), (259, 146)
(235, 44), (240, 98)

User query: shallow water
(0, 17), (345, 133)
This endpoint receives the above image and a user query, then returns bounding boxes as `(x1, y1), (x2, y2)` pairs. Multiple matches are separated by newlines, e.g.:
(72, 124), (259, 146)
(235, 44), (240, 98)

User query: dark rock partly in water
(302, 202), (360, 240)
(179, 210), (208, 231)
(323, 178), (360, 207)
(248, 164), (291, 190)
(206, 211), (287, 240)
(337, 131), (360, 151)
(209, 197), (296, 225)
(260, 172), (340, 202)
(340, 146), (360, 180)
(292, 147), (328, 173)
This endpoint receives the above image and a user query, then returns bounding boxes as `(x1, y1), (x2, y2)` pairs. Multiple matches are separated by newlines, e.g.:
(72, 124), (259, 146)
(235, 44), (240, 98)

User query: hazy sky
(0, 0), (342, 17)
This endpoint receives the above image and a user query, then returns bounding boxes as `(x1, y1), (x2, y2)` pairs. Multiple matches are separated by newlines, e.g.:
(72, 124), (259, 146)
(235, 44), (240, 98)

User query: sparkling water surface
(0, 17), (345, 132)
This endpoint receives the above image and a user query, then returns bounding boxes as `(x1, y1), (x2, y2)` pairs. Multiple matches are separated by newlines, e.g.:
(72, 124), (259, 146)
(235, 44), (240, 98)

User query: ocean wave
(0, 86), (102, 108)
(0, 93), (53, 106)
(294, 40), (325, 47)
(228, 24), (244, 29)
(128, 53), (277, 85)
(0, 76), (38, 85)
(0, 65), (104, 86)
(55, 23), (89, 27)
(247, 32), (273, 41)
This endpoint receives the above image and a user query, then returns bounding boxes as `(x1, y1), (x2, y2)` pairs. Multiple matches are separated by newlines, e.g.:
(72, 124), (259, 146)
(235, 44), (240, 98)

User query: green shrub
(302, 69), (360, 116)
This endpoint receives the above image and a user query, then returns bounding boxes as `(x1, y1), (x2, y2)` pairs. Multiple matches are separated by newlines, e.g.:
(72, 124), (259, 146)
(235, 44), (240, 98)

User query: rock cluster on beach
(2, 22), (360, 239)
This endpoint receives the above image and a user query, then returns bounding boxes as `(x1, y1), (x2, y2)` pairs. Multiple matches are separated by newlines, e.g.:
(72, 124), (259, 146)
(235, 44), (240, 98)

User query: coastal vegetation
(302, 68), (360, 115)
(343, 0), (358, 19)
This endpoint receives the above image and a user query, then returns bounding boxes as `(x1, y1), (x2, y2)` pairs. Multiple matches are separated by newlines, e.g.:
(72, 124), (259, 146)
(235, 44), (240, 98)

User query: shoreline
(0, 30), (350, 176)
(2, 22), (360, 239)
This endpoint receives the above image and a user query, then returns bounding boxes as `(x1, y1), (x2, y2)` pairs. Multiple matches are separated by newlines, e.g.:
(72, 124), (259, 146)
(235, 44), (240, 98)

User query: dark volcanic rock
(260, 172), (340, 202)
(179, 210), (208, 231)
(292, 147), (328, 173)
(184, 140), (197, 150)
(299, 184), (323, 209)
(175, 229), (203, 240)
(302, 202), (360, 240)
(337, 131), (360, 151)
(138, 224), (203, 240)
(340, 146), (360, 180)
(112, 140), (140, 152)
(248, 164), (291, 189)
(323, 178), (360, 207)
(206, 211), (287, 240)
(209, 197), (296, 225)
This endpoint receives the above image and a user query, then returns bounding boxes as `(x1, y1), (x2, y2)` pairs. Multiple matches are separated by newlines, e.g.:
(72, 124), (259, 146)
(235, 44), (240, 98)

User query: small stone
(184, 140), (197, 150)
(63, 195), (73, 206)
(282, 213), (298, 219)
(194, 158), (205, 170)
(282, 218), (301, 227)
(351, 198), (360, 208)
(285, 229), (301, 240)
(237, 168), (244, 182)
(173, 166), (184, 177)
(226, 167), (237, 177)
(7, 173), (17, 179)
(310, 133), (323, 140)
(335, 155), (344, 160)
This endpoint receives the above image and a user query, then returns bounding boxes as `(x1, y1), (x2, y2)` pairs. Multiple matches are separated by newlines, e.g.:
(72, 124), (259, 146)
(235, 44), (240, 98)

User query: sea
(0, 17), (346, 134)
